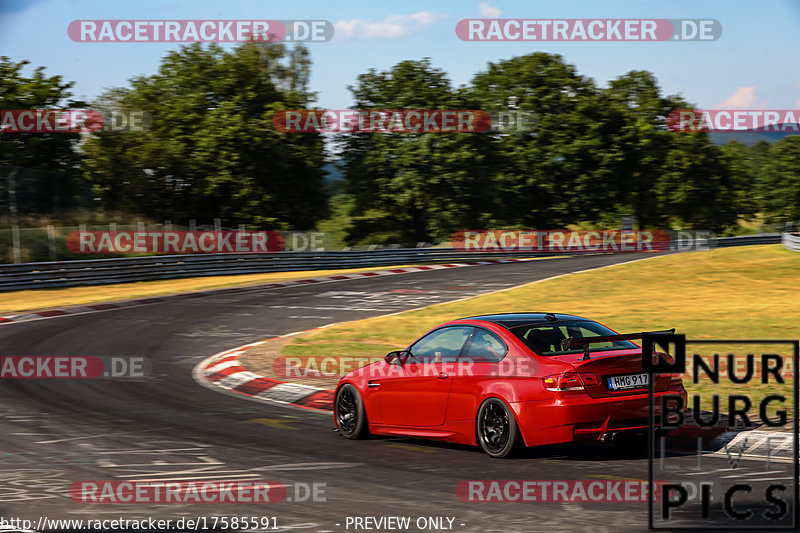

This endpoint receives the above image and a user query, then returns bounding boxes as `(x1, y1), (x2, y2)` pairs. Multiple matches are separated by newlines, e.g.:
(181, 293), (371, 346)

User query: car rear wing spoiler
(565, 329), (676, 360)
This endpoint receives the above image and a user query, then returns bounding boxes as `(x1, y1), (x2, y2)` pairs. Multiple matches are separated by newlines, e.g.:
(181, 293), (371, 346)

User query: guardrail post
(782, 232), (800, 253)
(47, 224), (56, 261)
(11, 225), (21, 264)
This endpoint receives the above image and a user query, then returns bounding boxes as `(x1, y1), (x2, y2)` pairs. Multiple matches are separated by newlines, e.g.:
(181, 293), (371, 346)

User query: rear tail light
(543, 372), (599, 391)
(665, 372), (683, 385)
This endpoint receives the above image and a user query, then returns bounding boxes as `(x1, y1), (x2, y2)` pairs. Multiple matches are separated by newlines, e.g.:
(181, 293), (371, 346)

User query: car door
(446, 327), (509, 422)
(374, 326), (472, 427)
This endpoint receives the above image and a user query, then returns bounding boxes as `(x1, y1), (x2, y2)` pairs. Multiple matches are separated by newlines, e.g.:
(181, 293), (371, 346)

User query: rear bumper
(511, 385), (687, 447)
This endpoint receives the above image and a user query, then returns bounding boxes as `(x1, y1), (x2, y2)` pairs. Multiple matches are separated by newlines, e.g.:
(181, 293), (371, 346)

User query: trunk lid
(550, 349), (671, 398)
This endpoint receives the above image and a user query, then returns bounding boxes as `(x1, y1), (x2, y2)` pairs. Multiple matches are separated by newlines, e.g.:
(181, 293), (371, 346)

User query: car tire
(335, 384), (368, 439)
(476, 398), (520, 458)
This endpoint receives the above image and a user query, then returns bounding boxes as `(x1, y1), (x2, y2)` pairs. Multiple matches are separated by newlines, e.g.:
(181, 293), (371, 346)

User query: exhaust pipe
(599, 431), (618, 444)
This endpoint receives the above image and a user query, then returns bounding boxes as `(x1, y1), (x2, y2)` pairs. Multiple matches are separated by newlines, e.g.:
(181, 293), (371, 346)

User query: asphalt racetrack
(0, 253), (780, 532)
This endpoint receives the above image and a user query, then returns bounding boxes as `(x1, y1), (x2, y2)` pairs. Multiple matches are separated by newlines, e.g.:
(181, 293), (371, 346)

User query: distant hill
(708, 129), (799, 146)
(322, 160), (345, 194)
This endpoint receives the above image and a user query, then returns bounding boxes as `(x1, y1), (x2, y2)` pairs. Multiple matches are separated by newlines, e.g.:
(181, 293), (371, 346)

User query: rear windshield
(510, 320), (637, 356)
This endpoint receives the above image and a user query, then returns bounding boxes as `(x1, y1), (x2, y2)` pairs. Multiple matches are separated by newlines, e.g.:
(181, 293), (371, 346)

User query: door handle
(368, 381), (381, 388)
(436, 372), (449, 380)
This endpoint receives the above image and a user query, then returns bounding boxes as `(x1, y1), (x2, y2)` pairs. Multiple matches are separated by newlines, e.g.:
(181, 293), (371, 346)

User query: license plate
(607, 373), (649, 390)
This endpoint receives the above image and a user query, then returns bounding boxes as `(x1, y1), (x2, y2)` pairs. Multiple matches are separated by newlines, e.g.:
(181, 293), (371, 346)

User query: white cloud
(334, 11), (447, 40)
(713, 86), (766, 109)
(478, 2), (502, 17)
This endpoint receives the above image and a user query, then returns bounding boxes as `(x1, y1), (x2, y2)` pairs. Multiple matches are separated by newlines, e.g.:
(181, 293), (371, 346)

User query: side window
(522, 326), (566, 354)
(463, 328), (508, 362)
(408, 327), (472, 363)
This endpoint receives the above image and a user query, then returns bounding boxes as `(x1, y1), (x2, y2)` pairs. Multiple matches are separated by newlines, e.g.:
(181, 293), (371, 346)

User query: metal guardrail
(711, 233), (781, 247)
(0, 249), (557, 291)
(783, 232), (800, 252)
(0, 234), (782, 292)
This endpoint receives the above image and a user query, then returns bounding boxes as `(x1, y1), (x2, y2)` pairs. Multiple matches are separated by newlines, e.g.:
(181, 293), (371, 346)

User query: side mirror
(385, 350), (407, 365)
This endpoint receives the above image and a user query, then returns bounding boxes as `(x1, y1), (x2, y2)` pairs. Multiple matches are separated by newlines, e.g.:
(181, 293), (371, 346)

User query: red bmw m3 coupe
(333, 313), (687, 457)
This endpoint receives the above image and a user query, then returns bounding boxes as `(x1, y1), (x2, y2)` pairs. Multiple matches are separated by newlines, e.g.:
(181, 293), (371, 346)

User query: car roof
(461, 313), (592, 329)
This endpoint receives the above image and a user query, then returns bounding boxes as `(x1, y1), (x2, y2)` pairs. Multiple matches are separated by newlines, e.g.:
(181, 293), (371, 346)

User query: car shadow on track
(362, 434), (669, 461)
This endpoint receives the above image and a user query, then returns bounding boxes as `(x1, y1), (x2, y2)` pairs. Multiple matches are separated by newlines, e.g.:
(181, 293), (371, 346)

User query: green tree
(0, 57), (87, 213)
(600, 71), (676, 227)
(603, 71), (738, 230)
(655, 133), (737, 231)
(342, 59), (494, 245)
(83, 42), (328, 228)
(760, 136), (800, 223)
(747, 139), (773, 216)
(719, 140), (760, 220)
(470, 53), (609, 228)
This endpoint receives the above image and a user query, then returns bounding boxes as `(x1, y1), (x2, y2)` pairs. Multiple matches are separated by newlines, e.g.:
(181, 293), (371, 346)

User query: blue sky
(1, 0), (799, 111)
